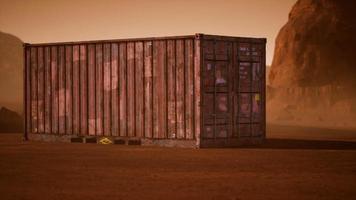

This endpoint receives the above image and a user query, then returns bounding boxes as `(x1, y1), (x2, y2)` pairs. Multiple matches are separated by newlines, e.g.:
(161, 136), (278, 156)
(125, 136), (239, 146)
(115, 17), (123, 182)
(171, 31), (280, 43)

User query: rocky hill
(0, 107), (23, 133)
(0, 31), (23, 114)
(268, 0), (356, 128)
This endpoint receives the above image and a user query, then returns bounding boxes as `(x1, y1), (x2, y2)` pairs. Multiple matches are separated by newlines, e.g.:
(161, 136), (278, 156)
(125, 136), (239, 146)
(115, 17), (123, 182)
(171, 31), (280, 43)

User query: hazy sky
(0, 0), (296, 65)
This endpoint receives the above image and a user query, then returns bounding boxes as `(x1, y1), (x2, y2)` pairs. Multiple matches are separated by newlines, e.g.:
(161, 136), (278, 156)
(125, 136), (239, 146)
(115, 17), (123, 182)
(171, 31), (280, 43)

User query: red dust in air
(0, 0), (356, 199)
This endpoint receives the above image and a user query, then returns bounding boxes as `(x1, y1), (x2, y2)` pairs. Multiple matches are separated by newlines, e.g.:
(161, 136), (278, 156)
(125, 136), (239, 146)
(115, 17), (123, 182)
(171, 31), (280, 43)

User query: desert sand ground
(0, 124), (356, 200)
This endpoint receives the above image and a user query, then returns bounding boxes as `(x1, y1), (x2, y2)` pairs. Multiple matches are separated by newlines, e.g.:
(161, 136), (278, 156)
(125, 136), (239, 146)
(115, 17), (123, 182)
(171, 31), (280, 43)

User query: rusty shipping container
(24, 34), (266, 148)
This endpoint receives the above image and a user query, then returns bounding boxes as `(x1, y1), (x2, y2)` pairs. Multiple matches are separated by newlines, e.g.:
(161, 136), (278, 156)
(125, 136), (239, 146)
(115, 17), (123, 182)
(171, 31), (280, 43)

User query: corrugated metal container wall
(24, 34), (266, 148)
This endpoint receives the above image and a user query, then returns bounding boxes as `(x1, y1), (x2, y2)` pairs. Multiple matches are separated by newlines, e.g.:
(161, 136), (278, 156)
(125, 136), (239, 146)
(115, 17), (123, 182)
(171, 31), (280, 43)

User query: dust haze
(1, 0), (356, 199)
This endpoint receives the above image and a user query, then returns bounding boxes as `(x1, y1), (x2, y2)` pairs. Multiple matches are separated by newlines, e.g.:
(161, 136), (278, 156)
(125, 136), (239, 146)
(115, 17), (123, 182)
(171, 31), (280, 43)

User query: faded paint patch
(73, 49), (79, 61)
(58, 89), (66, 117)
(31, 101), (37, 119)
(217, 95), (228, 112)
(104, 72), (111, 91)
(80, 45), (86, 60)
(37, 100), (44, 119)
(111, 61), (118, 90)
(88, 119), (96, 135)
(38, 123), (44, 133)
(96, 118), (102, 133)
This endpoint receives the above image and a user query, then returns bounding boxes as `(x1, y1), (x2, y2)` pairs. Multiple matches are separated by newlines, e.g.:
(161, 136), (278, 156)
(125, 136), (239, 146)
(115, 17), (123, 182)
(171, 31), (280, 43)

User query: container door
(236, 43), (264, 137)
(202, 40), (233, 139)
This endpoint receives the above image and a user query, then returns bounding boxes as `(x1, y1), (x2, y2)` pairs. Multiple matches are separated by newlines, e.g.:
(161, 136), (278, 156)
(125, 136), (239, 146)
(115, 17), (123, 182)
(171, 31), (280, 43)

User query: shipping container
(24, 34), (266, 148)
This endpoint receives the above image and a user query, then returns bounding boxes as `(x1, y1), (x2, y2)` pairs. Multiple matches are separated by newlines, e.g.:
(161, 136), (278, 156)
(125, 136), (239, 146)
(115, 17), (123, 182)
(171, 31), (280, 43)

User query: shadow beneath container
(242, 138), (356, 150)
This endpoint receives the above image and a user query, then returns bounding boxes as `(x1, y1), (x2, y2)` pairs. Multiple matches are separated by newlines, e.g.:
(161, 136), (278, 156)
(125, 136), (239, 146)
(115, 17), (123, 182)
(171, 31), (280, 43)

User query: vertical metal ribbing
(64, 46), (67, 135)
(125, 42), (128, 137)
(117, 43), (120, 137)
(229, 41), (233, 139)
(228, 41), (233, 139)
(43, 47), (46, 135)
(231, 42), (236, 138)
(36, 47), (39, 134)
(198, 36), (205, 142)
(29, 47), (32, 134)
(150, 41), (154, 139)
(133, 42), (136, 137)
(142, 41), (145, 138)
(60, 45), (64, 135)
(174, 39), (178, 139)
(94, 44), (97, 136)
(213, 40), (216, 140)
(183, 39), (186, 139)
(263, 41), (266, 139)
(165, 40), (168, 139)
(57, 46), (60, 134)
(23, 45), (28, 139)
(86, 44), (89, 136)
(118, 43), (122, 136)
(77, 45), (81, 135)
(174, 40), (177, 139)
(236, 43), (241, 138)
(192, 39), (195, 139)
(49, 47), (52, 134)
(109, 43), (112, 136)
(249, 43), (253, 137)
(199, 36), (204, 144)
(101, 43), (104, 136)
(71, 45), (74, 135)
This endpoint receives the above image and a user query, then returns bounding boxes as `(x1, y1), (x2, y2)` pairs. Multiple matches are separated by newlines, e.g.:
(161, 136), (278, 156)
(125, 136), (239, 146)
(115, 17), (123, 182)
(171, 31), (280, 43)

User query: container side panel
(185, 39), (194, 139)
(111, 43), (119, 136)
(79, 45), (88, 135)
(58, 46), (66, 135)
(65, 46), (73, 135)
(135, 42), (144, 137)
(103, 43), (111, 136)
(72, 45), (80, 135)
(167, 40), (176, 139)
(119, 43), (127, 137)
(44, 47), (51, 134)
(153, 40), (167, 138)
(30, 47), (38, 133)
(95, 44), (103, 135)
(37, 47), (45, 133)
(175, 40), (185, 139)
(51, 46), (58, 134)
(25, 48), (31, 134)
(127, 42), (135, 137)
(194, 39), (201, 142)
(143, 41), (153, 138)
(88, 44), (96, 135)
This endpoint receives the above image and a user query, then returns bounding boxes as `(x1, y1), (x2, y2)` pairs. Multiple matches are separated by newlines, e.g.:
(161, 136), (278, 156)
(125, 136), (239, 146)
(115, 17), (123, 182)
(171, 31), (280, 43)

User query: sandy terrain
(0, 124), (356, 200)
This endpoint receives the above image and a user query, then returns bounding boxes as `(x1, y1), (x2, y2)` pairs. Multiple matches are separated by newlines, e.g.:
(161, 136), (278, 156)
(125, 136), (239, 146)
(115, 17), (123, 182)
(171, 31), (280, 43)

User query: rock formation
(0, 107), (23, 133)
(268, 0), (356, 128)
(0, 31), (23, 113)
